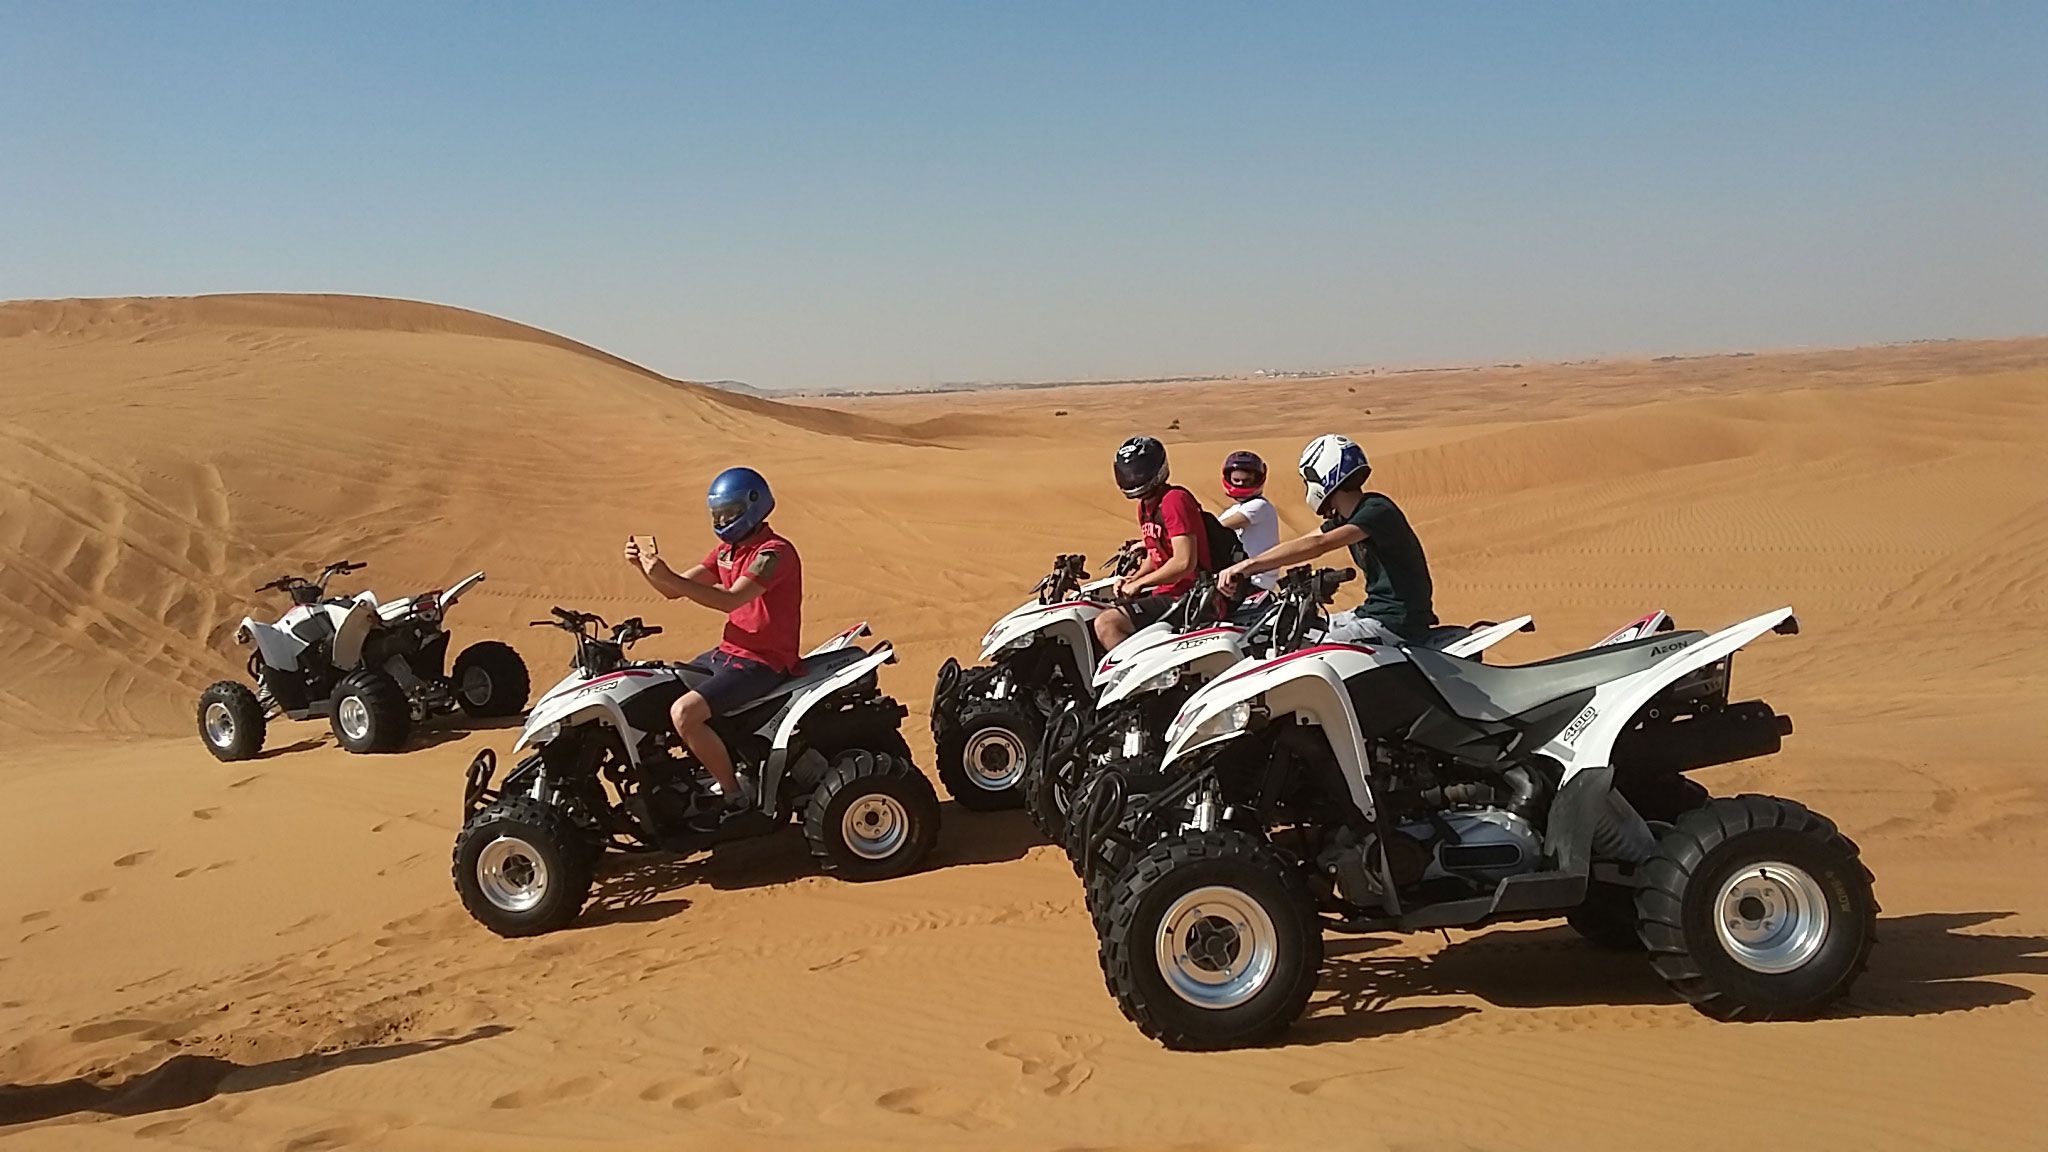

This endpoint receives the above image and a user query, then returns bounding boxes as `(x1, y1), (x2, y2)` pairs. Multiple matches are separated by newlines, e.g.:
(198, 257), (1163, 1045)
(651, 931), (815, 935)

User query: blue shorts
(691, 648), (788, 716)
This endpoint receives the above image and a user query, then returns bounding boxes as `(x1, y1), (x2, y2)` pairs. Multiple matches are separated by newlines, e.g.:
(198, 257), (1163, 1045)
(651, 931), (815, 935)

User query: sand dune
(2, 296), (2044, 1148)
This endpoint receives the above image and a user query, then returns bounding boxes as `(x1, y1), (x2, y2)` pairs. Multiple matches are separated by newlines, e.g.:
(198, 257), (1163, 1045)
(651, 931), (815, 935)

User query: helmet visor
(708, 493), (751, 531)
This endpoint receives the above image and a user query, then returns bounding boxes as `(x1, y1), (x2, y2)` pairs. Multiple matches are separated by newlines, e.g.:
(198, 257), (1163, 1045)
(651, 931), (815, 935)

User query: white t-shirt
(1225, 497), (1281, 590)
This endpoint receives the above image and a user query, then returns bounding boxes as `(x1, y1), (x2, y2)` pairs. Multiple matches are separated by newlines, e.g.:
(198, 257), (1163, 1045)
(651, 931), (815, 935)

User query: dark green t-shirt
(1322, 492), (1436, 639)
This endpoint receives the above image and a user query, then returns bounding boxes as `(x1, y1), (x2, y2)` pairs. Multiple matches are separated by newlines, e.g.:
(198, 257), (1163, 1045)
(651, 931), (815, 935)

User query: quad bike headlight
(1169, 698), (1266, 748)
(1132, 669), (1180, 696)
(234, 624), (250, 645)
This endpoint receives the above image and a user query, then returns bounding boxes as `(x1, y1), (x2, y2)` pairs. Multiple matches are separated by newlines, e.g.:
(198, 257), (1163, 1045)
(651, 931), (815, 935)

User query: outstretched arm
(1220, 524), (1364, 592)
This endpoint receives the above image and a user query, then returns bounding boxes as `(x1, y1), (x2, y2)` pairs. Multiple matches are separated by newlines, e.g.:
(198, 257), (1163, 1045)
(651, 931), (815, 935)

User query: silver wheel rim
(963, 727), (1027, 790)
(1155, 884), (1279, 1010)
(1713, 861), (1830, 974)
(476, 836), (549, 912)
(203, 701), (236, 747)
(841, 794), (910, 860)
(337, 695), (372, 741)
(460, 665), (494, 706)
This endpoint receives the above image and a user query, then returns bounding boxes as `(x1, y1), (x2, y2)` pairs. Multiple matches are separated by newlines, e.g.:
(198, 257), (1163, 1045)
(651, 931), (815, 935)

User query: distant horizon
(8, 286), (2042, 397)
(5, 4), (2043, 390)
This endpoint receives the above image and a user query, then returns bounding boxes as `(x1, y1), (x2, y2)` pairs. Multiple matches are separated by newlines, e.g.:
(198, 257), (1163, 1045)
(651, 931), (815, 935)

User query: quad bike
(453, 610), (938, 937)
(1085, 602), (1869, 1050)
(1026, 567), (1539, 850)
(928, 542), (1146, 810)
(196, 560), (528, 761)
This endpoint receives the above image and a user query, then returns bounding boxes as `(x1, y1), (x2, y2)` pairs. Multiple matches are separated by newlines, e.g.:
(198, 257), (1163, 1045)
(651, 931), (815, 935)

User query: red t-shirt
(702, 526), (803, 673)
(1139, 486), (1211, 596)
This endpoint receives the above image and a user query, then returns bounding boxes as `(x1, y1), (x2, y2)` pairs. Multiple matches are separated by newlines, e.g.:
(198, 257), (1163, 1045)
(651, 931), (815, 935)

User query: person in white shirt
(1215, 450), (1280, 591)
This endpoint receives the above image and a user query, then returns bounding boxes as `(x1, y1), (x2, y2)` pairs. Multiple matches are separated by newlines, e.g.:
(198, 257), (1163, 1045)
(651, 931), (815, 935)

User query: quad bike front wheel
(329, 669), (411, 753)
(1638, 794), (1876, 1020)
(1023, 702), (1087, 841)
(197, 681), (266, 762)
(804, 750), (941, 881)
(1096, 829), (1323, 1051)
(451, 640), (531, 718)
(453, 796), (596, 937)
(935, 699), (1040, 811)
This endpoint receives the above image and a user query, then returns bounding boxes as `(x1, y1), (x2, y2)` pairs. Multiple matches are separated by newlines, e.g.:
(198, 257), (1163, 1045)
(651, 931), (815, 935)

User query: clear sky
(4, 3), (2043, 391)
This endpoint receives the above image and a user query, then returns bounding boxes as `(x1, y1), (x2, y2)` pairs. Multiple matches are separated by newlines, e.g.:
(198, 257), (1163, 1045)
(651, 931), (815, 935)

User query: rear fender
(763, 643), (898, 806)
(439, 571), (486, 611)
(1542, 607), (1797, 781)
(806, 621), (872, 656)
(1162, 645), (1393, 821)
(1440, 615), (1535, 659)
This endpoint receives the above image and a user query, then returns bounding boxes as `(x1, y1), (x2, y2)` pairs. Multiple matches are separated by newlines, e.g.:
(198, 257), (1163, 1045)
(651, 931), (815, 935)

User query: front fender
(1095, 627), (1247, 710)
(1162, 646), (1381, 821)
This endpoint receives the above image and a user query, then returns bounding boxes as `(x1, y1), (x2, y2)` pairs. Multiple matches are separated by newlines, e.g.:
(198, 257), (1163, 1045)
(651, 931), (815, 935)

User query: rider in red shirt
(625, 467), (801, 822)
(1094, 436), (1211, 651)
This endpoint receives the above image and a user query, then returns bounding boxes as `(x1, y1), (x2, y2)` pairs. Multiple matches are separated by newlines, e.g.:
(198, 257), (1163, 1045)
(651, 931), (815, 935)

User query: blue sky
(4, 3), (2043, 390)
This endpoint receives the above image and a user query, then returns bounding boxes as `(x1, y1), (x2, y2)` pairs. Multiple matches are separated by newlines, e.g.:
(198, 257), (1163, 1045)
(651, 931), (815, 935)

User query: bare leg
(671, 691), (740, 796)
(1094, 606), (1136, 653)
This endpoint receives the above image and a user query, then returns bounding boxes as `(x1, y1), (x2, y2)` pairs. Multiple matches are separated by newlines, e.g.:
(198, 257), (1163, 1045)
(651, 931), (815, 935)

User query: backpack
(1148, 486), (1248, 572)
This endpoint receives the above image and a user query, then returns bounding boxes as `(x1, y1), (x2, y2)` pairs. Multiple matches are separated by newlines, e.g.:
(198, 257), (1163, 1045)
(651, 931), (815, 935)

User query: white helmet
(1299, 434), (1370, 515)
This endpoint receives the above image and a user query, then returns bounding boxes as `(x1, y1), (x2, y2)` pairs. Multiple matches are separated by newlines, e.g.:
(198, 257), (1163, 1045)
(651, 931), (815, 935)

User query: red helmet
(1221, 450), (1266, 500)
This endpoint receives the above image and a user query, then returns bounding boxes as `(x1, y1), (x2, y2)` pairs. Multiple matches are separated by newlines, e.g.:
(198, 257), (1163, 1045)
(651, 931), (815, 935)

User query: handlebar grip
(551, 606), (575, 619)
(528, 620), (555, 627)
(642, 626), (663, 636)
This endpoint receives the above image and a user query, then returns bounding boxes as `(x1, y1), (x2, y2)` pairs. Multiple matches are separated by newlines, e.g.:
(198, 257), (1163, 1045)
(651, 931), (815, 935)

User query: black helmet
(1113, 436), (1169, 499)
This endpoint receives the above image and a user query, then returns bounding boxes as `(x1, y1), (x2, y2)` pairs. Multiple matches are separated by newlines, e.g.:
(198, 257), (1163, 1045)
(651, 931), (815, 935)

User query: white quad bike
(453, 608), (938, 937)
(929, 544), (1146, 810)
(1088, 603), (1875, 1050)
(1025, 568), (1538, 846)
(936, 543), (1531, 815)
(196, 560), (529, 761)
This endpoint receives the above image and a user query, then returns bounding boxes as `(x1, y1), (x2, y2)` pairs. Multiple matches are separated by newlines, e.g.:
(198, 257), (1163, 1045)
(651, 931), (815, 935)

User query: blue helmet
(707, 467), (775, 543)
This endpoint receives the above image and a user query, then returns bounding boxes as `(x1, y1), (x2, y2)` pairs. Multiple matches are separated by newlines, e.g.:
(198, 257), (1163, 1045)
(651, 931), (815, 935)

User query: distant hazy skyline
(5, 3), (2043, 390)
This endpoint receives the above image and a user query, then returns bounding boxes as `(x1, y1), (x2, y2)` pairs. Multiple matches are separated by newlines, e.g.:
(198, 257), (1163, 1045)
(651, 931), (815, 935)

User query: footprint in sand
(985, 1031), (1101, 1098)
(71, 1017), (162, 1042)
(810, 946), (884, 973)
(638, 1046), (755, 1114)
(19, 911), (50, 924)
(229, 773), (264, 789)
(490, 1073), (607, 1110)
(114, 850), (155, 868)
(1289, 1067), (1400, 1096)
(282, 1119), (401, 1151)
(191, 807), (220, 820)
(874, 1084), (1008, 1131)
(79, 888), (111, 903)
(275, 913), (330, 937)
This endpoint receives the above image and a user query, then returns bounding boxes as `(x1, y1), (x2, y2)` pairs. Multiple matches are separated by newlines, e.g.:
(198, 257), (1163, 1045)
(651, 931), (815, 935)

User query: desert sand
(2, 295), (2044, 1150)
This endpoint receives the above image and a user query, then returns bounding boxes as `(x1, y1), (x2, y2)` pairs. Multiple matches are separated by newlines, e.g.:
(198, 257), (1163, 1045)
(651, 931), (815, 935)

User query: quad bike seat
(695, 646), (875, 713)
(1405, 631), (1707, 723)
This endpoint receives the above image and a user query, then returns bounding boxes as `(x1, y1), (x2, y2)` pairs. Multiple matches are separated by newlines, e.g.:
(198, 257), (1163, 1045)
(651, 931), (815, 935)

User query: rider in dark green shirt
(1218, 434), (1437, 643)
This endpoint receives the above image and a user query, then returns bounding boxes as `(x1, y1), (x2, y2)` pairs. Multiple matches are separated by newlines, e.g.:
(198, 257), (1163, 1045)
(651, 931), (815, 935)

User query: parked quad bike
(197, 560), (528, 761)
(1028, 567), (1543, 851)
(928, 541), (1146, 810)
(454, 611), (938, 937)
(1078, 602), (1869, 1050)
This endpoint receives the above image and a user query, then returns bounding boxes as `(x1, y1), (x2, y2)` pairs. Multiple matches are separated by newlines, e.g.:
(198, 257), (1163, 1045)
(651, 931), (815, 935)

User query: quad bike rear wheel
(1097, 829), (1323, 1051)
(329, 669), (411, 753)
(1638, 794), (1876, 1020)
(451, 640), (531, 718)
(936, 699), (1040, 811)
(804, 750), (941, 880)
(453, 796), (595, 937)
(197, 681), (266, 762)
